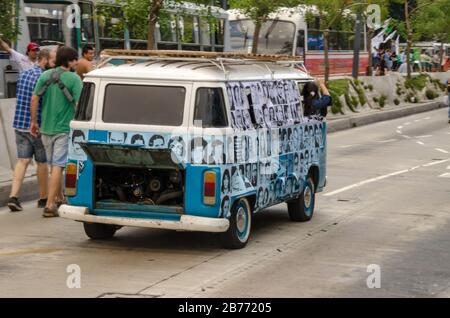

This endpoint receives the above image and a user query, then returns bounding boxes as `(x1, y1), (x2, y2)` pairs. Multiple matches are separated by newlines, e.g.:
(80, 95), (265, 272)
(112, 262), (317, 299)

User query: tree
(392, 0), (437, 78)
(229, 0), (302, 54)
(414, 0), (450, 71)
(303, 0), (352, 83)
(0, 0), (19, 41)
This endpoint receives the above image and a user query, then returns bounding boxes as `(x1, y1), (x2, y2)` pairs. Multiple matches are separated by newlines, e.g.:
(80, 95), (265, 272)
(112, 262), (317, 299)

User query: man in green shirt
(30, 46), (82, 217)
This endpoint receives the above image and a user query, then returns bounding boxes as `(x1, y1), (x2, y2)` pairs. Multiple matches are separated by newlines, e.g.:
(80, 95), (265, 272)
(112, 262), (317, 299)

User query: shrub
(378, 95), (387, 107)
(394, 98), (400, 105)
(404, 74), (428, 91)
(329, 91), (344, 114)
(425, 89), (438, 100)
(351, 95), (359, 108)
(368, 84), (374, 91)
(373, 96), (379, 103)
(396, 88), (403, 96)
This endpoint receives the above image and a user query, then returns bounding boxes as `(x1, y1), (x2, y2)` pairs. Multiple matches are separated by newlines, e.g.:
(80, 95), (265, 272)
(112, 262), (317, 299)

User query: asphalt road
(1, 108), (449, 298)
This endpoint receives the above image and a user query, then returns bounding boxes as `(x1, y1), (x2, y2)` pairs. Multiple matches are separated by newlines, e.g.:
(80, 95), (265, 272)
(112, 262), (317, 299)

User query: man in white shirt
(0, 35), (39, 72)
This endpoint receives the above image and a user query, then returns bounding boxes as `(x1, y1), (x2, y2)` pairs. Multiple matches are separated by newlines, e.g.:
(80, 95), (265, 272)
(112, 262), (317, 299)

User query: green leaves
(0, 0), (19, 40)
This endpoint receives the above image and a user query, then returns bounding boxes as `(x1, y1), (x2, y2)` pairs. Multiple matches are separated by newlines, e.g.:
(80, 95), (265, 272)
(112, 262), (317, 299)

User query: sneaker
(43, 206), (59, 218)
(7, 197), (23, 212)
(37, 198), (47, 208)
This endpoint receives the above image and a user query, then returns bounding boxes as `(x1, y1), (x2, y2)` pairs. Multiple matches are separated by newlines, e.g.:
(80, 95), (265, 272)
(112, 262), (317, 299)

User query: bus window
(79, 1), (95, 45)
(229, 19), (295, 55)
(96, 4), (125, 50)
(156, 11), (177, 50)
(296, 30), (306, 59)
(199, 18), (211, 47)
(194, 88), (228, 128)
(24, 1), (75, 47)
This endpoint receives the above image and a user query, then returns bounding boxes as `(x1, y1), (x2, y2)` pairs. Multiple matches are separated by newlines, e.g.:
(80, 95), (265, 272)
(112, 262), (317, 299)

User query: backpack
(36, 68), (74, 103)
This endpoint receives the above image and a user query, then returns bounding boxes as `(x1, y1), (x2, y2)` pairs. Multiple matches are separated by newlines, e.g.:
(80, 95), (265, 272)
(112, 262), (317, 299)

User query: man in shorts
(7, 49), (56, 212)
(30, 46), (82, 217)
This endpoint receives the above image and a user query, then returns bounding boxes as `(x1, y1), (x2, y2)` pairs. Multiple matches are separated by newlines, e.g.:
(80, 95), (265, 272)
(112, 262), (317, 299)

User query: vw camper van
(59, 50), (327, 249)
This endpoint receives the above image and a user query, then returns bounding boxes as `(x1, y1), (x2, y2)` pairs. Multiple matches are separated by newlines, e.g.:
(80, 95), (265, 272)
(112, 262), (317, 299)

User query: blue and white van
(59, 51), (327, 249)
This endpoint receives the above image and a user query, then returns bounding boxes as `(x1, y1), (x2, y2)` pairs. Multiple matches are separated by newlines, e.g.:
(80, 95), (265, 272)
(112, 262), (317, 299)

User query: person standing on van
(30, 46), (82, 218)
(76, 45), (95, 80)
(0, 35), (39, 73)
(302, 79), (332, 120)
(7, 49), (56, 212)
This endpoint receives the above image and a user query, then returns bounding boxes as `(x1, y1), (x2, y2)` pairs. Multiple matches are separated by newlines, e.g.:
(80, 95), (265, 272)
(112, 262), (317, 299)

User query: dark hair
(221, 196), (230, 217)
(149, 135), (165, 147)
(72, 130), (85, 144)
(82, 45), (94, 56)
(302, 82), (319, 117)
(55, 46), (78, 68)
(221, 169), (231, 193)
(131, 134), (144, 145)
(108, 132), (127, 142)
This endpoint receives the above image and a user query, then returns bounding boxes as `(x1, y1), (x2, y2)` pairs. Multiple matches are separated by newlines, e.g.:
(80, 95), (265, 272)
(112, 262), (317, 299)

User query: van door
(185, 82), (233, 217)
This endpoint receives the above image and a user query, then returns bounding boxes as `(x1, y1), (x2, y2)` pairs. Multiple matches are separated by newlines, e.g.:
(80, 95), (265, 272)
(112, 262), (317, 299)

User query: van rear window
(103, 84), (186, 126)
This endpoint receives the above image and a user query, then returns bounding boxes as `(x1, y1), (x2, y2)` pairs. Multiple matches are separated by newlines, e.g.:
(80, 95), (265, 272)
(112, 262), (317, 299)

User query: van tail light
(203, 171), (217, 206)
(65, 162), (77, 197)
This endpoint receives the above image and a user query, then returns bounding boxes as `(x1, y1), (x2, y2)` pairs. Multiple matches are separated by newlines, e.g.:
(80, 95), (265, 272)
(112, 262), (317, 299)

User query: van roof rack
(97, 49), (309, 78)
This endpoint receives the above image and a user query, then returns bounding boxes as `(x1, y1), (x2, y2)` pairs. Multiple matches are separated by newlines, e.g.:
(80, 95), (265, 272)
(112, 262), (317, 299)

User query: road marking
(416, 141), (425, 145)
(423, 117), (431, 120)
(416, 135), (433, 138)
(397, 126), (403, 129)
(435, 148), (449, 154)
(439, 173), (450, 178)
(447, 165), (450, 170)
(396, 130), (402, 134)
(339, 145), (355, 149)
(404, 122), (411, 126)
(377, 139), (397, 143)
(401, 135), (411, 139)
(423, 159), (450, 167)
(414, 119), (421, 122)
(324, 159), (450, 197)
(324, 166), (421, 197)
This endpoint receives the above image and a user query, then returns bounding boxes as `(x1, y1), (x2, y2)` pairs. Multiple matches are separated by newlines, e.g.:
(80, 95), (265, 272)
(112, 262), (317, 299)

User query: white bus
(1, 0), (230, 98)
(228, 6), (369, 77)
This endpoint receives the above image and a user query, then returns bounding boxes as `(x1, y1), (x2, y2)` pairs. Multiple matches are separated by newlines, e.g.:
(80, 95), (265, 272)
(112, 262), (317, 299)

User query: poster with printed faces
(227, 82), (254, 131)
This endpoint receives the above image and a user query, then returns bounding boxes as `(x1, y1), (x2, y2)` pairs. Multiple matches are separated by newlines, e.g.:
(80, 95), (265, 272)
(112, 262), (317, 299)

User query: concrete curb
(0, 100), (448, 207)
(327, 101), (446, 133)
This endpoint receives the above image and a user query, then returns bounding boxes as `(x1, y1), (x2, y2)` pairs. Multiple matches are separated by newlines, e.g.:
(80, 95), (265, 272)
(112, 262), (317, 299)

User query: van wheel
(287, 177), (315, 222)
(220, 198), (252, 249)
(83, 222), (117, 240)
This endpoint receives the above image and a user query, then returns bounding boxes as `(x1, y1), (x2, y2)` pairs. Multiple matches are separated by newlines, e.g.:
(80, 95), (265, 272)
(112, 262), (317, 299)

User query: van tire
(287, 176), (315, 222)
(83, 222), (117, 240)
(220, 198), (252, 249)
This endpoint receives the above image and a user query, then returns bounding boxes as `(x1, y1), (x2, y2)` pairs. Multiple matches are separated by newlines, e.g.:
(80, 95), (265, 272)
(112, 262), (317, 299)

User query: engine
(96, 167), (184, 206)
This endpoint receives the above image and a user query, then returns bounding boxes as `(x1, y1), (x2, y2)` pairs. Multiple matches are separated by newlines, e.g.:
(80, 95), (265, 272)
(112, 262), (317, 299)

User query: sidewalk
(0, 100), (447, 207)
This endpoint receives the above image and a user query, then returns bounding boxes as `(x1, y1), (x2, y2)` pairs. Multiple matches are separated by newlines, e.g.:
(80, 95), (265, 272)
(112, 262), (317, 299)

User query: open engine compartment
(95, 166), (184, 208)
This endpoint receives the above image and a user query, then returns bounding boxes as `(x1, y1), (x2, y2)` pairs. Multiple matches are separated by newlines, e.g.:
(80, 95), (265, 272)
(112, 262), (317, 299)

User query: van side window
(194, 88), (228, 128)
(75, 82), (95, 121)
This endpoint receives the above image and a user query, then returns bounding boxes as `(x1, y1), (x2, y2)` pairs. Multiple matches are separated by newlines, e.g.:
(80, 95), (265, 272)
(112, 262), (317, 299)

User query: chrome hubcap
(236, 207), (246, 233)
(304, 187), (312, 208)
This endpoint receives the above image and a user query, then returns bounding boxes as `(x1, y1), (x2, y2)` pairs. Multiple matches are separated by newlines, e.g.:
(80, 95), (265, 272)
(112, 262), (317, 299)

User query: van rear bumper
(59, 205), (229, 233)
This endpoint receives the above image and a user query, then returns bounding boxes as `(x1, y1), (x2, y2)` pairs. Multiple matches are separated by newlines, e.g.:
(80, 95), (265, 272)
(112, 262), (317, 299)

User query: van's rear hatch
(81, 143), (185, 217)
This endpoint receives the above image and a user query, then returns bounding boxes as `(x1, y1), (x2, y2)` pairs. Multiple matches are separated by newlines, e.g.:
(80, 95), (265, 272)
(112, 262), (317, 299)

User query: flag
(383, 30), (397, 43)
(394, 35), (400, 55)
